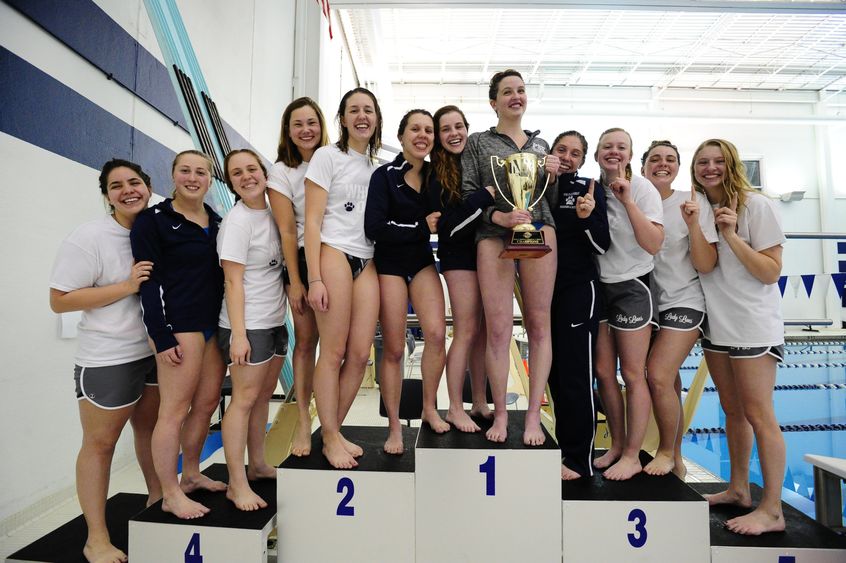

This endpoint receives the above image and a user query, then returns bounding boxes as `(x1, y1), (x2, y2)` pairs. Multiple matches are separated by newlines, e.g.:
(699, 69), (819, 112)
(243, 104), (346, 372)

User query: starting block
(561, 451), (710, 563)
(128, 464), (276, 563)
(414, 410), (561, 563)
(691, 482), (846, 563)
(277, 425), (418, 563)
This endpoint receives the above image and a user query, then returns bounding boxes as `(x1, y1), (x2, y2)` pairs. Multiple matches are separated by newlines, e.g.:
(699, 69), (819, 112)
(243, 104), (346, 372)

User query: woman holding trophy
(461, 69), (559, 445)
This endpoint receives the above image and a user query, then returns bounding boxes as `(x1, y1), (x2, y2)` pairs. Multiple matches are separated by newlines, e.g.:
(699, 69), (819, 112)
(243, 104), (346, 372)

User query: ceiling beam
(329, 1), (845, 15)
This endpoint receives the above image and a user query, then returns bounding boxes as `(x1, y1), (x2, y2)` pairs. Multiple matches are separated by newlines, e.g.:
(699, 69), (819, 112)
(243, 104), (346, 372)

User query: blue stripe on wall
(838, 241), (846, 255)
(839, 260), (846, 273)
(6, 0), (187, 130)
(0, 46), (175, 197)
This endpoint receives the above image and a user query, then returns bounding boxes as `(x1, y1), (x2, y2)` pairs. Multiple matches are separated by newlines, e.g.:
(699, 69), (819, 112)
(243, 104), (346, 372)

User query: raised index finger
(729, 194), (737, 212)
(690, 186), (697, 202)
(617, 161), (625, 179)
(588, 179), (595, 197)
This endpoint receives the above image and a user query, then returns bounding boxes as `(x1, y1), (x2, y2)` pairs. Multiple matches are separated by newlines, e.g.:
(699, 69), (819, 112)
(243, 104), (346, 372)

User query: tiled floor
(0, 341), (721, 559)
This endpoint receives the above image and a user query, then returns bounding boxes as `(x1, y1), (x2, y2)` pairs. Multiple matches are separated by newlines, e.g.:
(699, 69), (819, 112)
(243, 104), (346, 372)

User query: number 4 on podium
(185, 532), (203, 563)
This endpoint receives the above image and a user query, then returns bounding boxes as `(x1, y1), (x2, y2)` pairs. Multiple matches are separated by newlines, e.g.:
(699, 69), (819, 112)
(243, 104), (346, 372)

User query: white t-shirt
(596, 175), (664, 284)
(50, 216), (152, 367)
(652, 190), (719, 312)
(267, 161), (308, 248)
(700, 192), (785, 346)
(304, 144), (375, 258)
(218, 201), (287, 329)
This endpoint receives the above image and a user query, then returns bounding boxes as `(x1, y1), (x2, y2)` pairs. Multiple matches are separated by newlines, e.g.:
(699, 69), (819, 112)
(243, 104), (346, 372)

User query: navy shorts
(438, 243), (476, 272)
(375, 246), (435, 283)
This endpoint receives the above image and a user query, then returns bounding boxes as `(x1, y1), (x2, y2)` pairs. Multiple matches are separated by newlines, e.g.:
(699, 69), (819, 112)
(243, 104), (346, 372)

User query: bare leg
(644, 328), (698, 476)
(724, 355), (785, 535)
(246, 355), (284, 479)
(671, 374), (687, 480)
(410, 266), (448, 433)
(517, 226), (557, 446)
(222, 361), (271, 511)
(129, 384), (161, 506)
(312, 247), (357, 469)
(594, 322), (622, 469)
(378, 274), (411, 453)
(444, 269), (483, 432)
(603, 325), (652, 481)
(151, 333), (211, 519)
(702, 350), (753, 509)
(289, 302), (318, 457)
(477, 238), (515, 443)
(77, 399), (134, 563)
(179, 338), (226, 495)
(468, 313), (492, 419)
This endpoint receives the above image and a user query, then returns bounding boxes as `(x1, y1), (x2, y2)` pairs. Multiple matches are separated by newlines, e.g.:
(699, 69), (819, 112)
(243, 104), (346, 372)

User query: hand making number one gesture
(714, 193), (738, 235)
(575, 179), (596, 219)
(680, 185), (701, 227)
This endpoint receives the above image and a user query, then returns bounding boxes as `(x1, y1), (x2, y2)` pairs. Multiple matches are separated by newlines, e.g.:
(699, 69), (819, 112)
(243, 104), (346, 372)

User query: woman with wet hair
(304, 88), (381, 468)
(461, 69), (559, 445)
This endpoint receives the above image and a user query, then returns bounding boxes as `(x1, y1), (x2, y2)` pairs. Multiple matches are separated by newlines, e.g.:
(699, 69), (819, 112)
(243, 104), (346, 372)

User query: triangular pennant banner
(778, 276), (788, 297)
(801, 274), (815, 297)
(831, 273), (846, 300)
(789, 276), (802, 298)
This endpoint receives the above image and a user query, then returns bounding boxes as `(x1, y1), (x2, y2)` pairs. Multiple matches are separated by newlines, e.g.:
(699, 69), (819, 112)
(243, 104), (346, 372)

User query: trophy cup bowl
(490, 153), (552, 259)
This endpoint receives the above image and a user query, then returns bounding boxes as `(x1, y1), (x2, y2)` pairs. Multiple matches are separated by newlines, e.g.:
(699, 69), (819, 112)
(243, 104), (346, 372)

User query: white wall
(0, 0), (299, 528)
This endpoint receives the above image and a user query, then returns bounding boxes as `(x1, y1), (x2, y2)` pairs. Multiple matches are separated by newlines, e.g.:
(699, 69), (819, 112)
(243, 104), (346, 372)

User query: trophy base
(499, 230), (551, 260)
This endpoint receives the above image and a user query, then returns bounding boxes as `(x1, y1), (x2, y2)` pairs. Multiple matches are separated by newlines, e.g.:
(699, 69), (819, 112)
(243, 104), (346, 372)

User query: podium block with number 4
(277, 426), (417, 563)
(415, 411), (561, 563)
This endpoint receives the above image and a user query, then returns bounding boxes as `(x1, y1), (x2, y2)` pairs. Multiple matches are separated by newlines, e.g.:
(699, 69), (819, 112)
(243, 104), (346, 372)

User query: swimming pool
(679, 340), (846, 524)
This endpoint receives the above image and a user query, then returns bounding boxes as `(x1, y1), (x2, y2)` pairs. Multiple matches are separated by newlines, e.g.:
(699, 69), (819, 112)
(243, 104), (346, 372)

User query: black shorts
(282, 247), (308, 287)
(74, 356), (157, 409)
(657, 307), (705, 333)
(701, 339), (784, 362)
(438, 243), (476, 272)
(599, 274), (656, 331)
(375, 246), (435, 283)
(218, 325), (289, 366)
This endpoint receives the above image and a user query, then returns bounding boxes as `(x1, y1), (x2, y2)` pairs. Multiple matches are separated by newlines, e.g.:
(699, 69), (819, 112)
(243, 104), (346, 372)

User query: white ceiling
(339, 5), (846, 96)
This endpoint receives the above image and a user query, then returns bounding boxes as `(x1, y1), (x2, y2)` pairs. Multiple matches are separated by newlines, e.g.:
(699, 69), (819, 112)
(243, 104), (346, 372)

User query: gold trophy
(490, 153), (552, 259)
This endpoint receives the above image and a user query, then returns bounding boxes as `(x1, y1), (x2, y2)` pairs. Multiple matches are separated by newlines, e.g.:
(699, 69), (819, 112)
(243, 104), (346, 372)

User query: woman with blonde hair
(694, 138), (786, 535)
(131, 150), (227, 519)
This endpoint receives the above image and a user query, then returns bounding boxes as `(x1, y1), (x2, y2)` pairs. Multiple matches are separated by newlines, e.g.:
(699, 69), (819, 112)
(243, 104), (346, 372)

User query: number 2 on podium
(184, 532), (203, 563)
(479, 455), (495, 496)
(336, 477), (355, 516)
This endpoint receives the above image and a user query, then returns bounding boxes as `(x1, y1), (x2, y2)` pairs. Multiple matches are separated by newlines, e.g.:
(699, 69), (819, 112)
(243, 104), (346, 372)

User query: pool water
(679, 342), (846, 523)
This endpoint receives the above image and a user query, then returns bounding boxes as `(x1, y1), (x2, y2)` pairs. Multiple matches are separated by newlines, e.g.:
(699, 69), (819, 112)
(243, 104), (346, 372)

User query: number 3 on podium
(627, 508), (647, 548)
(184, 532), (203, 563)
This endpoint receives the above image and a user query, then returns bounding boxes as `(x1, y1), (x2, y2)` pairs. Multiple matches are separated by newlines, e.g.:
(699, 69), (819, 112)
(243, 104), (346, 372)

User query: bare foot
(247, 463), (277, 480)
(703, 488), (752, 508)
(643, 452), (675, 476)
(226, 483), (268, 511)
(485, 411), (508, 443)
(340, 434), (364, 458)
(384, 427), (405, 454)
(523, 411), (546, 446)
(161, 492), (209, 519)
(291, 422), (312, 457)
(469, 403), (493, 420)
(603, 456), (642, 481)
(672, 459), (688, 481)
(593, 448), (621, 470)
(323, 433), (358, 469)
(445, 407), (480, 433)
(422, 409), (451, 433)
(180, 473), (227, 494)
(83, 540), (127, 563)
(725, 507), (785, 535)
(561, 464), (581, 481)
(146, 492), (162, 508)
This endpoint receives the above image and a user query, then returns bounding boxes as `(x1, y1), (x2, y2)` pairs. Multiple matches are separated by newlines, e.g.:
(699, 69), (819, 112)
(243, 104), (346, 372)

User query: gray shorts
(74, 356), (157, 409)
(657, 307), (705, 332)
(701, 339), (784, 362)
(599, 274), (656, 331)
(218, 325), (289, 366)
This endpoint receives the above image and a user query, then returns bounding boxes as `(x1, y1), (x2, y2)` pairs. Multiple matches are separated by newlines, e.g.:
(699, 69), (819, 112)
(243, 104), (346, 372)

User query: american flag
(317, 0), (333, 39)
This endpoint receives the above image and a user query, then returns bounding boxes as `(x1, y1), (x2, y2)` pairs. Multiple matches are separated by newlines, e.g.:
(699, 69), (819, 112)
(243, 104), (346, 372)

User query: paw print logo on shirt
(344, 202), (355, 212)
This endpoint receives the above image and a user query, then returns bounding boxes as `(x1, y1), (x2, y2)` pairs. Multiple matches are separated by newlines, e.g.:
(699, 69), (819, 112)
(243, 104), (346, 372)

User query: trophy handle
(489, 155), (516, 210)
(527, 155), (551, 211)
